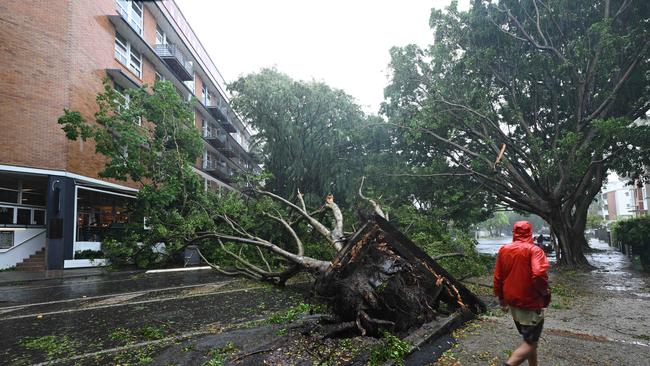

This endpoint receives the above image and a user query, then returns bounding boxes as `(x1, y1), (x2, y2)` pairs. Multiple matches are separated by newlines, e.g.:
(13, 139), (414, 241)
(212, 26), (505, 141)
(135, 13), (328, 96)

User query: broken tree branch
(325, 194), (344, 251)
(358, 176), (388, 220)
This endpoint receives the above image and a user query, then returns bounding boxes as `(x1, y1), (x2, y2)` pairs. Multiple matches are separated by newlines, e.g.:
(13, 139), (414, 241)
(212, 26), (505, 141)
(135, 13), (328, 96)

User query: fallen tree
(58, 80), (485, 336)
(193, 187), (485, 335)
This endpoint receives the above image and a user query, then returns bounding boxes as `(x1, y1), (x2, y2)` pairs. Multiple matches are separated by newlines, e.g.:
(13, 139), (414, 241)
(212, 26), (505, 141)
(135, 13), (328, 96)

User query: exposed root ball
(313, 216), (484, 334)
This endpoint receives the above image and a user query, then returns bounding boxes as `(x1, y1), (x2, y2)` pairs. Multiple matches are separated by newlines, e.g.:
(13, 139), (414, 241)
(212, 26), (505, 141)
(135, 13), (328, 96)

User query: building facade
(594, 173), (649, 222)
(0, 0), (257, 269)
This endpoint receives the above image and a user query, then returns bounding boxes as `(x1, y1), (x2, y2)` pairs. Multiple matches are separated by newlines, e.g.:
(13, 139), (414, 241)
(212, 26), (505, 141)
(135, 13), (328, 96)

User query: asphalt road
(0, 269), (307, 365)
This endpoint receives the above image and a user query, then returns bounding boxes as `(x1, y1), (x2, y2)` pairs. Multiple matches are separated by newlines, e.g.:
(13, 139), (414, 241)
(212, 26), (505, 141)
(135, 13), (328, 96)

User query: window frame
(116, 0), (143, 36)
(0, 204), (46, 226)
(114, 32), (142, 78)
(155, 25), (167, 45)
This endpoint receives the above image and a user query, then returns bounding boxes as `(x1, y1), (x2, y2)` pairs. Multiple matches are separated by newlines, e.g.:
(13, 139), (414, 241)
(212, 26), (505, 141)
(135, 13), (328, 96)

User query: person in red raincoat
(494, 221), (551, 366)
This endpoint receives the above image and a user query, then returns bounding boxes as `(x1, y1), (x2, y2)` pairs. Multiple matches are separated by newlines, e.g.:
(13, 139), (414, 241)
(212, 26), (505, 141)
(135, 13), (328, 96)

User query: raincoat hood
(512, 221), (534, 244)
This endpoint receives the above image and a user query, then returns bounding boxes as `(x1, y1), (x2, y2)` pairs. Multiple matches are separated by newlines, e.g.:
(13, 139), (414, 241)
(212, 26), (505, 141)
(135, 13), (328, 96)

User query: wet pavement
(0, 269), (309, 365)
(0, 269), (229, 306)
(438, 238), (650, 365)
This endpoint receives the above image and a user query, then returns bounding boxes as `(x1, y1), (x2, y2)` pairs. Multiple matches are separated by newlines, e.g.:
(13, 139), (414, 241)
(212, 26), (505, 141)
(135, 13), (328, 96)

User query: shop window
(0, 177), (19, 204)
(0, 207), (14, 225)
(20, 180), (46, 206)
(17, 209), (31, 225)
(76, 188), (134, 242)
(33, 210), (45, 226)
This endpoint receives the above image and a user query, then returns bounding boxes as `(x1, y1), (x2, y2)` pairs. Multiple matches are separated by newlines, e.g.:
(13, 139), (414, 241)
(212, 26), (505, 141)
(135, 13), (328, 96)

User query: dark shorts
(514, 319), (544, 344)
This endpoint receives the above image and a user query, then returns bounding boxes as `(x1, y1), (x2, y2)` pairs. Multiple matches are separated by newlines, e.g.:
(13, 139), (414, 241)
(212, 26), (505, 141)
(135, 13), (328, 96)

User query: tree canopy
(229, 68), (367, 204)
(383, 0), (650, 265)
(229, 69), (494, 226)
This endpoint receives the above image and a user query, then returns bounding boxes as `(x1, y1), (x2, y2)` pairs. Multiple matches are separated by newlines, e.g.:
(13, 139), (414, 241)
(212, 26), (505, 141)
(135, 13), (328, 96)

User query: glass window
(20, 179), (46, 206)
(115, 33), (128, 65)
(116, 0), (143, 35)
(131, 1), (142, 17)
(155, 25), (166, 45)
(0, 190), (18, 204)
(0, 207), (14, 225)
(76, 189), (133, 242)
(115, 32), (141, 78)
(129, 48), (142, 77)
(21, 192), (45, 206)
(17, 209), (31, 225)
(33, 210), (45, 225)
(116, 0), (128, 17)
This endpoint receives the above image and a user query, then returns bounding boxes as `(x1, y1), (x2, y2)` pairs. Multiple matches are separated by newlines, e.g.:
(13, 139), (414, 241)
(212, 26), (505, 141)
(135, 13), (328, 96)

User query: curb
(387, 310), (474, 365)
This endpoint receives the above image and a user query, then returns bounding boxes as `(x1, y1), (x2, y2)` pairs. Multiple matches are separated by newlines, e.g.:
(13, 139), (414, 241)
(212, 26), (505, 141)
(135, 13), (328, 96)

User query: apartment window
(115, 32), (142, 78)
(202, 85), (209, 105)
(184, 78), (195, 94)
(115, 33), (128, 65)
(154, 71), (164, 82)
(129, 48), (142, 77)
(114, 85), (142, 126)
(155, 25), (167, 45)
(117, 0), (143, 36)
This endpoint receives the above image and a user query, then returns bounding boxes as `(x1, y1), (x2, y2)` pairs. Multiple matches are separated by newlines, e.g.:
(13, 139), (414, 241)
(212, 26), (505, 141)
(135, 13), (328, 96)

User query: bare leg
(506, 341), (537, 366)
(527, 345), (538, 366)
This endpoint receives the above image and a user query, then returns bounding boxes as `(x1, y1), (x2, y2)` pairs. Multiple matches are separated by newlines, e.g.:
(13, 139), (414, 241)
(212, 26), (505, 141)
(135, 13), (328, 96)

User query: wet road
(0, 270), (230, 306)
(476, 237), (510, 256)
(0, 269), (307, 365)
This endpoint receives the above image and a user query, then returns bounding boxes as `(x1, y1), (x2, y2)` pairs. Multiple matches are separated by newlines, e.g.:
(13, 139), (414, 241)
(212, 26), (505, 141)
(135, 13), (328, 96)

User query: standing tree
(383, 0), (650, 265)
(230, 70), (495, 226)
(229, 68), (367, 204)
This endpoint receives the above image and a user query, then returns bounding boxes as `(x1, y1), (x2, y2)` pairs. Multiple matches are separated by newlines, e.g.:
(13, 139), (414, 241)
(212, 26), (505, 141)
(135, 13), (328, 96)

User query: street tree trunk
(547, 206), (591, 266)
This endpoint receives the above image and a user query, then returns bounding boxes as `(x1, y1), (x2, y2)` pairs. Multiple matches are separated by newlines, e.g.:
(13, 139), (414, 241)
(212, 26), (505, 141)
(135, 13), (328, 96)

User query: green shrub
(74, 249), (104, 260)
(612, 216), (650, 270)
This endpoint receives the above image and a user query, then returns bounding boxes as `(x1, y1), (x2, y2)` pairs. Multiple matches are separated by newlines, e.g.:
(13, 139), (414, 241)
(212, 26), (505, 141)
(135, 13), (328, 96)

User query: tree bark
(548, 212), (591, 267)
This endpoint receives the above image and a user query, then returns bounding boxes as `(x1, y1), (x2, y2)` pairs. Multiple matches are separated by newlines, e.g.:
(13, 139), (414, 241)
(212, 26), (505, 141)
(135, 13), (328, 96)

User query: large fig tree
(383, 0), (650, 265)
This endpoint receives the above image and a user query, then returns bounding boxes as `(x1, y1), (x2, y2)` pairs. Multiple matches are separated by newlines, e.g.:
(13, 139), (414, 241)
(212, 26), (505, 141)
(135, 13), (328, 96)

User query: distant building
(596, 173), (649, 222)
(0, 1), (258, 270)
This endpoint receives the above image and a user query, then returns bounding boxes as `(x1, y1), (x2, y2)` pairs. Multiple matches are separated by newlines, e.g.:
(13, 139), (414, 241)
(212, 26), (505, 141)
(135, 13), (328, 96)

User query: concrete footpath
(430, 239), (650, 366)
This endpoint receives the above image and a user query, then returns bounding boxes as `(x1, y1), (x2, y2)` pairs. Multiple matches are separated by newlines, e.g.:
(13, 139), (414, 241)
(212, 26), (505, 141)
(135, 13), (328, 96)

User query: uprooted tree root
(313, 216), (485, 336)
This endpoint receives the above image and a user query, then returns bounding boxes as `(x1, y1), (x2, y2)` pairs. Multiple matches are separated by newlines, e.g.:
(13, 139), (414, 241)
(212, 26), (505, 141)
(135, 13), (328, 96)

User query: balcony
(203, 161), (232, 181)
(202, 128), (227, 148)
(219, 145), (236, 158)
(154, 44), (193, 81)
(210, 106), (236, 133)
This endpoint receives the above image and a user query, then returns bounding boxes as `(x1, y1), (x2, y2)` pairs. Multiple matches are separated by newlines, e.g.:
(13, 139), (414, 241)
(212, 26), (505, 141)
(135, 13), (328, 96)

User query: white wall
(0, 228), (46, 269)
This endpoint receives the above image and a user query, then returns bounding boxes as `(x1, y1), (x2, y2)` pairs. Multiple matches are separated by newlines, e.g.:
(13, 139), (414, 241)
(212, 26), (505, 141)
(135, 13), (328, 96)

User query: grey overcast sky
(175, 0), (469, 114)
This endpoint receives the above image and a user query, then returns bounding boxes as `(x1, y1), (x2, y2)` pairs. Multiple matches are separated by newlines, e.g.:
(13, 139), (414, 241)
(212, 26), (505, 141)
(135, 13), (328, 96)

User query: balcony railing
(203, 160), (233, 181)
(154, 44), (193, 81)
(219, 145), (236, 158)
(202, 128), (227, 147)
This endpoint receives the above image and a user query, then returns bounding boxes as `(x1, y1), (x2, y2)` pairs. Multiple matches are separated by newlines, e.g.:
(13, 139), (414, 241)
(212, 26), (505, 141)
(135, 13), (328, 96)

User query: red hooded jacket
(493, 221), (550, 310)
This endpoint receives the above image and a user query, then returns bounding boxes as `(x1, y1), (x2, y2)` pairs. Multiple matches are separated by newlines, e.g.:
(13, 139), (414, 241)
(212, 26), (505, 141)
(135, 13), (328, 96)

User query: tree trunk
(549, 213), (591, 267)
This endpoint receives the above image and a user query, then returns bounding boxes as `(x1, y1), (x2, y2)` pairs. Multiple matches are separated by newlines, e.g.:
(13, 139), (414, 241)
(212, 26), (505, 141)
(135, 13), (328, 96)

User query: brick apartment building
(0, 0), (257, 270)
(596, 174), (649, 222)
